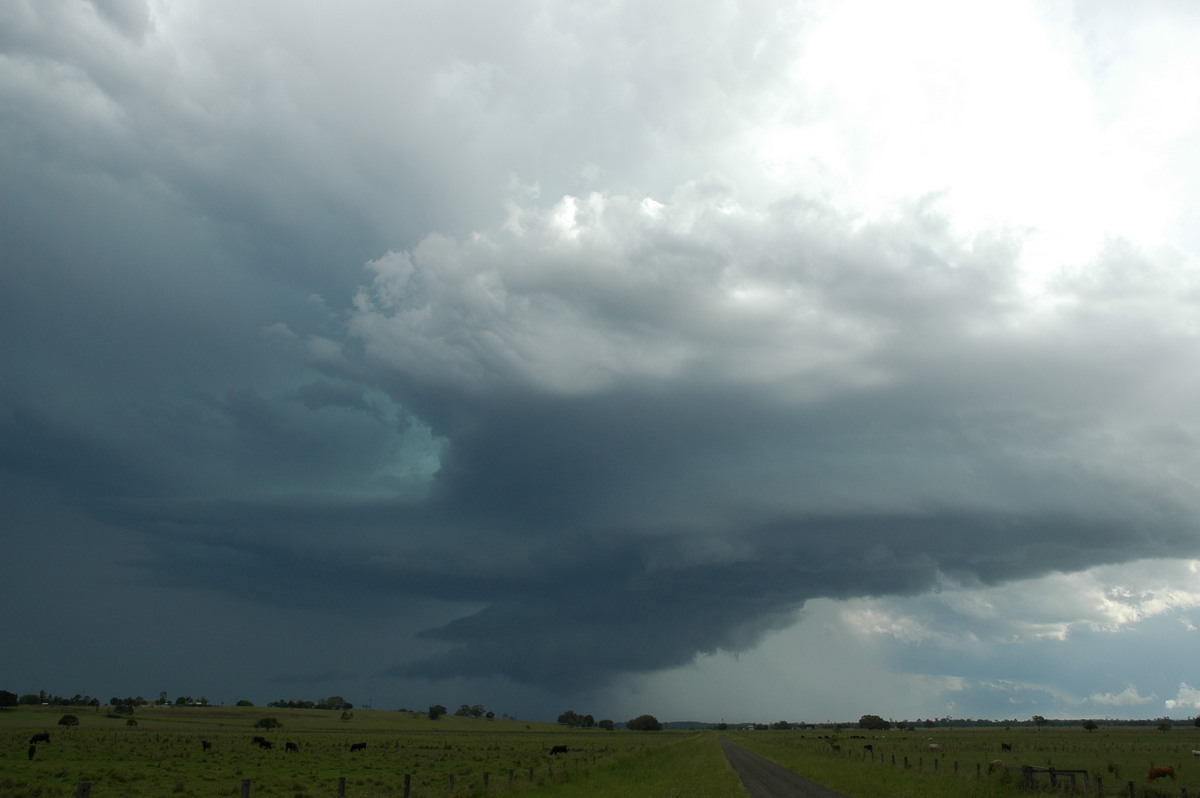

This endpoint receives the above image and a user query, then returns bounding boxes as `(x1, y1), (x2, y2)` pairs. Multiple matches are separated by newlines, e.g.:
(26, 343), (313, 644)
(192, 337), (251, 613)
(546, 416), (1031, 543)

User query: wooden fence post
(1125, 781), (1133, 798)
(76, 784), (92, 798)
(337, 776), (346, 797)
(484, 772), (490, 791)
(241, 778), (251, 798)
(508, 768), (514, 786)
(403, 773), (411, 798)
(448, 773), (455, 794)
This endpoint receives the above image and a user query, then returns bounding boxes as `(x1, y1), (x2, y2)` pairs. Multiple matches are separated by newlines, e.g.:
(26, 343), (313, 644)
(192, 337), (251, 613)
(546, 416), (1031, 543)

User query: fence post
(241, 779), (251, 798)
(975, 762), (980, 779)
(76, 784), (92, 798)
(1125, 781), (1133, 798)
(484, 772), (489, 791)
(528, 766), (534, 782)
(448, 773), (455, 794)
(1049, 767), (1057, 789)
(904, 756), (909, 769)
(337, 776), (346, 797)
(1095, 775), (1102, 794)
(1022, 766), (1033, 790)
(508, 769), (514, 786)
(403, 773), (411, 798)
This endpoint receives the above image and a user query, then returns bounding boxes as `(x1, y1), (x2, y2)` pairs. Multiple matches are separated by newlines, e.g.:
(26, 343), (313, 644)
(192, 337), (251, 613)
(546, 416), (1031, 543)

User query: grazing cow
(285, 742), (299, 753)
(1192, 750), (1200, 757)
(863, 744), (873, 752)
(1001, 742), (1012, 751)
(28, 745), (37, 761)
(988, 760), (1005, 774)
(549, 745), (569, 755)
(350, 742), (367, 752)
(29, 733), (50, 745)
(252, 736), (268, 745)
(1147, 766), (1176, 781)
(257, 740), (273, 750)
(927, 743), (942, 752)
(201, 740), (212, 752)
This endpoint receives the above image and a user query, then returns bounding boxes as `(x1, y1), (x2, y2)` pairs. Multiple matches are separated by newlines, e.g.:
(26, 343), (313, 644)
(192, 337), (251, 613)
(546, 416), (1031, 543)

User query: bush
(59, 714), (80, 726)
(626, 714), (662, 731)
(253, 717), (282, 729)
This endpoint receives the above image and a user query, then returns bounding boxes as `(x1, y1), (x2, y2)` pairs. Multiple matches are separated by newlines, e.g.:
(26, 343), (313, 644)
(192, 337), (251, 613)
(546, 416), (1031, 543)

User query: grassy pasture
(728, 725), (1200, 797)
(2, 705), (715, 798)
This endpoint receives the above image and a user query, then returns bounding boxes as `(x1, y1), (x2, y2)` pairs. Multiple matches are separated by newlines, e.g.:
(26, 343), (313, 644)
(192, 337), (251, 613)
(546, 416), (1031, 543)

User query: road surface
(719, 736), (853, 798)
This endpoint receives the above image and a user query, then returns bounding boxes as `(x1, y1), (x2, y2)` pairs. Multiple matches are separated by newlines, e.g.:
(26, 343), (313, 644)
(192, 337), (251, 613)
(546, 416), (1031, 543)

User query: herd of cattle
(22, 730), (1197, 783)
(862, 738), (1200, 783)
(24, 732), (571, 760)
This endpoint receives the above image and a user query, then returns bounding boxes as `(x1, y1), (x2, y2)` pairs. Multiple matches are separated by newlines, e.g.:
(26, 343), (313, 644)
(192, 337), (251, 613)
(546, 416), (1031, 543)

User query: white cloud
(1165, 683), (1200, 712)
(1089, 686), (1156, 707)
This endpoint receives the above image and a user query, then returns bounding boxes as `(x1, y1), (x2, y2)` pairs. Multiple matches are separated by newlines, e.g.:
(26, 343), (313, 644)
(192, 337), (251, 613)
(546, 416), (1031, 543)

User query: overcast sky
(3, 0), (1200, 724)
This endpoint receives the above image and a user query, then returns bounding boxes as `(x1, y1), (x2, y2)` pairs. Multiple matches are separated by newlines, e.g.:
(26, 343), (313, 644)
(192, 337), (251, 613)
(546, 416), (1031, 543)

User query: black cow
(550, 745), (569, 755)
(257, 739), (273, 750)
(252, 736), (268, 745)
(1001, 742), (1012, 751)
(285, 741), (299, 753)
(350, 742), (367, 752)
(201, 740), (212, 752)
(29, 733), (50, 745)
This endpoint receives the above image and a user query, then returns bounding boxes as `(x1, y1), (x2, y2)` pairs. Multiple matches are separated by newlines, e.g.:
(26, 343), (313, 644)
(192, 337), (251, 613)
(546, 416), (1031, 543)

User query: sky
(2, 0), (1199, 725)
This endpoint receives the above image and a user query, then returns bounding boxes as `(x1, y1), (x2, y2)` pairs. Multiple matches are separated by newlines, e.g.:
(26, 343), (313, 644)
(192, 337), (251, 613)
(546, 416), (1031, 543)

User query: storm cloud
(3, 0), (1199, 720)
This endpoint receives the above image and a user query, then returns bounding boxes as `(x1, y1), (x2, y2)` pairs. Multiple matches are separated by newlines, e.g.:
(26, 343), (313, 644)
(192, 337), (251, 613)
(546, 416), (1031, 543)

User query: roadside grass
(513, 732), (745, 798)
(728, 726), (1200, 798)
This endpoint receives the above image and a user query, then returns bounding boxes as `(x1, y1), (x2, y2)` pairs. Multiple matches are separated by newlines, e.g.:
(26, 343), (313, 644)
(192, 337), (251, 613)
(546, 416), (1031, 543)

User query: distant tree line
(558, 709), (616, 730)
(267, 695), (353, 710)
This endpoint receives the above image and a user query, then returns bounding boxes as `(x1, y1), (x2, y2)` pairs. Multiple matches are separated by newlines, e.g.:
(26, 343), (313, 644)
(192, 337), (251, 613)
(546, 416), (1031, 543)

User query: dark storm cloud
(4, 0), (1200, 716)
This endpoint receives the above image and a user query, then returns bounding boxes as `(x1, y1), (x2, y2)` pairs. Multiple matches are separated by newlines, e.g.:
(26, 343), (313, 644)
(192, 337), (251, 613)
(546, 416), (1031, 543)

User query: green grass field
(727, 725), (1200, 798)
(6, 706), (1200, 797)
(0, 705), (737, 798)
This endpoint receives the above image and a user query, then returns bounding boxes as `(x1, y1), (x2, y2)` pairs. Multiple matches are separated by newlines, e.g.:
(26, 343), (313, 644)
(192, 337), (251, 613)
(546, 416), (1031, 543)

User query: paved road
(719, 736), (852, 798)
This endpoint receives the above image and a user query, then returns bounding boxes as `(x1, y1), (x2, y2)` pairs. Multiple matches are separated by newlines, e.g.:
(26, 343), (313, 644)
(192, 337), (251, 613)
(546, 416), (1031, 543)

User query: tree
(455, 704), (472, 717)
(771, 720), (792, 730)
(598, 719), (614, 731)
(0, 690), (17, 709)
(59, 714), (80, 726)
(253, 717), (282, 729)
(1082, 720), (1098, 732)
(1031, 715), (1047, 730)
(428, 704), (447, 720)
(1156, 722), (1171, 733)
(558, 710), (583, 726)
(236, 700), (254, 707)
(858, 714), (890, 731)
(626, 714), (662, 731)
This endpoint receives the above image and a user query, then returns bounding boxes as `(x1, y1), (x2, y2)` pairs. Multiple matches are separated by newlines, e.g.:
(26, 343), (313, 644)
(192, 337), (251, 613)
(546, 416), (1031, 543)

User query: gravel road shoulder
(719, 736), (852, 798)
